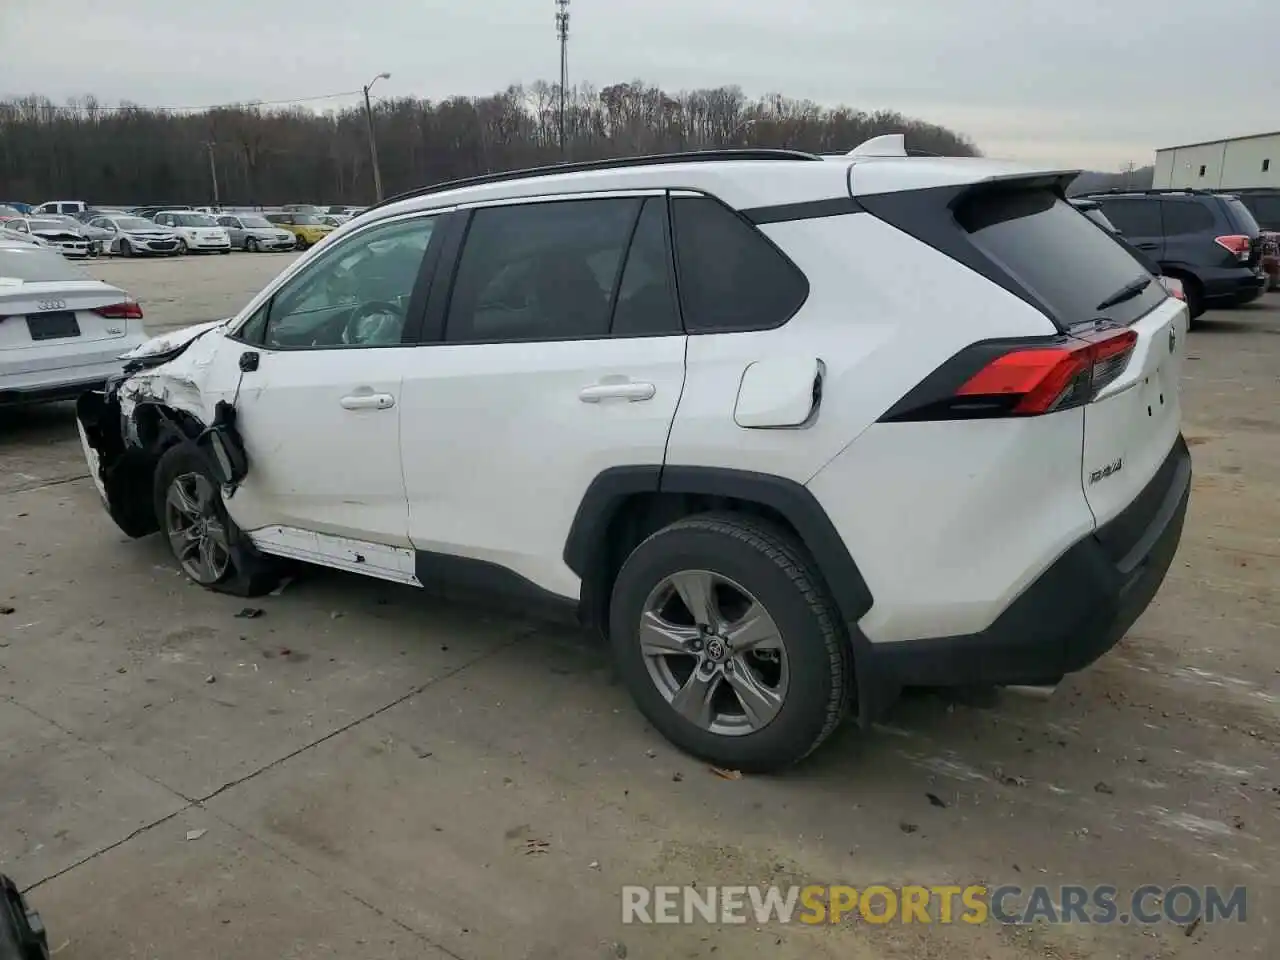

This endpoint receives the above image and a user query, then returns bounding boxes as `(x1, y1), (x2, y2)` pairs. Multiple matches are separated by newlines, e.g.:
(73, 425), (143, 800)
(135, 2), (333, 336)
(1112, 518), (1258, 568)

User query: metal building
(1153, 132), (1280, 190)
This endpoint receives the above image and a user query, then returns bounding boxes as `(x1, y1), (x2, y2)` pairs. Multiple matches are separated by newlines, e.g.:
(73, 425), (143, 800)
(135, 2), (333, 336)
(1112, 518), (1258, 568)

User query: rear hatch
(1220, 195), (1264, 270)
(862, 176), (1187, 529)
(953, 186), (1188, 526)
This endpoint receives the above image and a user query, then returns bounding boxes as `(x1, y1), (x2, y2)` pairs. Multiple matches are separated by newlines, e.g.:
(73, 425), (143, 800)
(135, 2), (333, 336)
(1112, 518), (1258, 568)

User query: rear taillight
(93, 300), (144, 320)
(1158, 276), (1185, 301)
(881, 329), (1138, 422)
(1214, 234), (1251, 262)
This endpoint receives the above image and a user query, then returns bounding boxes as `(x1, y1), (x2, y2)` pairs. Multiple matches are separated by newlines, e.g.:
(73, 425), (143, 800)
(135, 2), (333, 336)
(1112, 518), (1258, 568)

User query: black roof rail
(372, 149), (823, 211)
(1077, 186), (1214, 197)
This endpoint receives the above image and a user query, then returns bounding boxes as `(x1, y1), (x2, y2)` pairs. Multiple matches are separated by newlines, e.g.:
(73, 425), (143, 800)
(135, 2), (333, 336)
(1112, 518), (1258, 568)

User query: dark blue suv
(1075, 189), (1265, 322)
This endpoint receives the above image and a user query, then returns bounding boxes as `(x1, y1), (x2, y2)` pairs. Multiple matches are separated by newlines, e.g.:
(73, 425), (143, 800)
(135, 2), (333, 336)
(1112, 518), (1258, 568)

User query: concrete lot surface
(1, 255), (1276, 958)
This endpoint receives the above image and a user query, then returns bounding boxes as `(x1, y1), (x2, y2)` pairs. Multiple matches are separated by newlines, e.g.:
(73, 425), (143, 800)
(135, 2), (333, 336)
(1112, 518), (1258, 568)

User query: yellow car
(265, 212), (335, 249)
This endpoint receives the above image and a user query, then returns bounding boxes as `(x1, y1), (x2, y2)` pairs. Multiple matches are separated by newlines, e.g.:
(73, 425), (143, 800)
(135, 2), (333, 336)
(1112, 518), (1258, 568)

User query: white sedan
(0, 241), (147, 405)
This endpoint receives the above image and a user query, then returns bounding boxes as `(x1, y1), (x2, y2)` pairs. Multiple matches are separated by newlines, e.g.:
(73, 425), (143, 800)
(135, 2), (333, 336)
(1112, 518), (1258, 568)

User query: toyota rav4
(76, 138), (1192, 771)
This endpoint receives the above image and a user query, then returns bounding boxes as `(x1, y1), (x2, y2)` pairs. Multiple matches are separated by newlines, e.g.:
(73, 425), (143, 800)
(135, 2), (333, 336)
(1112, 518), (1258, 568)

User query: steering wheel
(341, 300), (406, 345)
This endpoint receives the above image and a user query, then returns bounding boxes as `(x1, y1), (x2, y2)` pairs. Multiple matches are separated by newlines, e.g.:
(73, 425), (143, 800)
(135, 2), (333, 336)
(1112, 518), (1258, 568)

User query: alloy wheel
(639, 570), (789, 736)
(163, 472), (231, 584)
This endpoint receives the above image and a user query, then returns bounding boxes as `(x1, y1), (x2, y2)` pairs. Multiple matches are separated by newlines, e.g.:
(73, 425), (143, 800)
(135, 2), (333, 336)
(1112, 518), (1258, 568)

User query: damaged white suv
(77, 140), (1192, 771)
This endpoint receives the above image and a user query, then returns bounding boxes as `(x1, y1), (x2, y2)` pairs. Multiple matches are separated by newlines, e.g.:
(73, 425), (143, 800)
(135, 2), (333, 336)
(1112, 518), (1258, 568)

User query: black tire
(151, 443), (279, 597)
(176, 239), (188, 255)
(609, 514), (850, 772)
(120, 239), (133, 258)
(219, 248), (231, 255)
(246, 236), (258, 253)
(1183, 277), (1204, 325)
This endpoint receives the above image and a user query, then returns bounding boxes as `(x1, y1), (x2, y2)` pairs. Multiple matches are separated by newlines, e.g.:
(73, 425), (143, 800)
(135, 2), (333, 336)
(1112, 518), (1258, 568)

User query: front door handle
(1135, 242), (1159, 250)
(340, 393), (395, 410)
(578, 381), (656, 403)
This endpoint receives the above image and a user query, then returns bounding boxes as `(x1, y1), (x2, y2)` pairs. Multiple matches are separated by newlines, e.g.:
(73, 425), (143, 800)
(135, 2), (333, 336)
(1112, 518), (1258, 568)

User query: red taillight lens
(955, 329), (1137, 415)
(1214, 234), (1251, 261)
(93, 300), (144, 320)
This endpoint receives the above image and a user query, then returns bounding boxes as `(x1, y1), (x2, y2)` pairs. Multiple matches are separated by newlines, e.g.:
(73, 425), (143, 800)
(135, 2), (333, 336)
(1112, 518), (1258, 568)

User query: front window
(254, 215), (437, 349)
(174, 213), (218, 227)
(116, 217), (154, 230)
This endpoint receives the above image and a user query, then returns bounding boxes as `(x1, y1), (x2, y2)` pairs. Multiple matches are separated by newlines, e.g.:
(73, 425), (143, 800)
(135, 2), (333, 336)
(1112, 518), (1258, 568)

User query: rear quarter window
(957, 189), (1165, 328)
(1160, 200), (1216, 236)
(1221, 197), (1261, 235)
(670, 196), (808, 333)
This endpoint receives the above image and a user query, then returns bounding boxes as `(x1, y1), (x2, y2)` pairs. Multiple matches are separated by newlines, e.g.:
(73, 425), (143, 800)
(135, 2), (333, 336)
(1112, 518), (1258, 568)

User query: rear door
(398, 194), (687, 600)
(1094, 197), (1164, 261)
(1159, 197), (1219, 271)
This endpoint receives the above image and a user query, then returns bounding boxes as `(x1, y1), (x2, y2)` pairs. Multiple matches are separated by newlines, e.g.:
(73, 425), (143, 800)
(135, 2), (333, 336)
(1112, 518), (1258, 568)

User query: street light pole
(203, 141), (220, 207)
(363, 72), (390, 202)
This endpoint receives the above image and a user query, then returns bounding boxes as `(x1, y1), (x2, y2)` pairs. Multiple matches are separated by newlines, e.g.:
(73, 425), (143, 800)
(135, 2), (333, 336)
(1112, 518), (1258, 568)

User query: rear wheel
(152, 444), (278, 596)
(1182, 277), (1204, 325)
(609, 515), (850, 772)
(246, 236), (259, 253)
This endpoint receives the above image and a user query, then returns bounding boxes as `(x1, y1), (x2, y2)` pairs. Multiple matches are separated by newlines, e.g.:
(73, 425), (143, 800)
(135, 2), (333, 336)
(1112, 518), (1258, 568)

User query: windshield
(241, 216), (273, 229)
(292, 214), (322, 225)
(175, 213), (218, 227)
(118, 217), (157, 230)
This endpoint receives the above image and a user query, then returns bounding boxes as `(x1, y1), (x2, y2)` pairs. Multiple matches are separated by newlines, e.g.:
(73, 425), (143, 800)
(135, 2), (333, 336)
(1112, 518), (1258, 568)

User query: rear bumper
(1202, 267), (1266, 304)
(0, 340), (144, 404)
(861, 434), (1191, 698)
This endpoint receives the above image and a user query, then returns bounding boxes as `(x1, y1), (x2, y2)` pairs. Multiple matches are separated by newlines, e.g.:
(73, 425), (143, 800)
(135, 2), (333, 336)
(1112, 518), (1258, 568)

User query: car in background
(24, 213), (116, 257)
(325, 205), (364, 217)
(1228, 190), (1280, 290)
(0, 205), (24, 222)
(130, 205), (191, 220)
(74, 208), (129, 223)
(87, 214), (182, 256)
(318, 214), (350, 228)
(264, 211), (334, 249)
(32, 200), (89, 216)
(215, 213), (296, 252)
(0, 201), (33, 214)
(0, 240), (147, 405)
(152, 211), (232, 254)
(0, 224), (49, 248)
(281, 203), (323, 214)
(0, 217), (93, 258)
(1075, 188), (1265, 320)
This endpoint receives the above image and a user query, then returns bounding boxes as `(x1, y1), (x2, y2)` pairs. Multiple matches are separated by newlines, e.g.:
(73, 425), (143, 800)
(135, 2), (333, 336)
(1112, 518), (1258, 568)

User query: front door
(224, 212), (442, 561)
(399, 195), (688, 600)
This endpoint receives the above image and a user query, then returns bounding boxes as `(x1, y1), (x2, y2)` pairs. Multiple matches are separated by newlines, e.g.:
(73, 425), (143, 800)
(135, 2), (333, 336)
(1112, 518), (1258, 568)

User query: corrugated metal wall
(1154, 134), (1280, 189)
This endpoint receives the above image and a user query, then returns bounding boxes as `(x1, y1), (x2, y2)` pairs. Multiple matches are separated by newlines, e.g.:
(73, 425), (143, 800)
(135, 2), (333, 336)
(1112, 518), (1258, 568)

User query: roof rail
(373, 148), (823, 211)
(1078, 186), (1213, 196)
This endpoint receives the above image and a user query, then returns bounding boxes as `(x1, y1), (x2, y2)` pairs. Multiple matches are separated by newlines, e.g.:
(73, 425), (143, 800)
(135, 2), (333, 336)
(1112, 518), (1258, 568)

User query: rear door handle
(578, 382), (656, 403)
(340, 393), (395, 410)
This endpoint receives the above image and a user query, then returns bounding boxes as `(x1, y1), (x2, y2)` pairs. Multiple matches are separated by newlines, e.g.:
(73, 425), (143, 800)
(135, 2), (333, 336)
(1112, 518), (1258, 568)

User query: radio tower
(555, 0), (570, 155)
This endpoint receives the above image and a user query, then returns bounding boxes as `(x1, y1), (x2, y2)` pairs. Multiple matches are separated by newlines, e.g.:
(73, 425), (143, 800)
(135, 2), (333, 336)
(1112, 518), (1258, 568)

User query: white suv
(76, 140), (1192, 771)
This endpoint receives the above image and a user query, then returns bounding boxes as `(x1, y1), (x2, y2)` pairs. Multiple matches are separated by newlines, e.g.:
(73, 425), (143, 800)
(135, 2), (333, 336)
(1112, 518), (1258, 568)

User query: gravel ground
(0, 254), (1275, 959)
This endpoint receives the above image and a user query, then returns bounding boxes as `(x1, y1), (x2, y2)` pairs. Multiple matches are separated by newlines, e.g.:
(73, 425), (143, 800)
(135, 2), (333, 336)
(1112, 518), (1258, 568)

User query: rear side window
(0, 246), (87, 281)
(957, 189), (1165, 328)
(1160, 200), (1216, 235)
(445, 198), (640, 343)
(671, 196), (808, 333)
(1095, 198), (1162, 237)
(611, 198), (682, 337)
(1221, 197), (1261, 235)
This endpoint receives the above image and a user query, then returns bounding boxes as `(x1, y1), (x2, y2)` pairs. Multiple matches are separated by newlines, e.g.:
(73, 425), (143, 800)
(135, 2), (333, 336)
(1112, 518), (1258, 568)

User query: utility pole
(555, 0), (570, 156)
(204, 141), (219, 207)
(363, 72), (391, 202)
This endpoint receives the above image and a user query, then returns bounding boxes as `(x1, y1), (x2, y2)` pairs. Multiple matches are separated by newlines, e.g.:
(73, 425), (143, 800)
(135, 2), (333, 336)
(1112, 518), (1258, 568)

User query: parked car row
(1072, 186), (1272, 322)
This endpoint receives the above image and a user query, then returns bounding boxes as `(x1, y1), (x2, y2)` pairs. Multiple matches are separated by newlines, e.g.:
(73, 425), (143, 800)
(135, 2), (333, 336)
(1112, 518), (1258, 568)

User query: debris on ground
(1094, 781), (1114, 795)
(995, 768), (1028, 787)
(899, 822), (919, 834)
(1185, 917), (1202, 937)
(268, 577), (294, 596)
(204, 675), (216, 684)
(925, 792), (948, 808)
(0, 605), (14, 615)
(589, 860), (600, 869)
(329, 611), (343, 620)
(234, 607), (264, 619)
(613, 942), (628, 958)
(710, 767), (742, 781)
(672, 772), (684, 782)
(645, 748), (657, 759)
(413, 747), (433, 759)
(185, 829), (207, 841)
(523, 839), (550, 855)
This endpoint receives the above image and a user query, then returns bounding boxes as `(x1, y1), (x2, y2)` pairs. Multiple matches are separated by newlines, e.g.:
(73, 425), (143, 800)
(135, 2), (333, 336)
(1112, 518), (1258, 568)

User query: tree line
(0, 81), (979, 206)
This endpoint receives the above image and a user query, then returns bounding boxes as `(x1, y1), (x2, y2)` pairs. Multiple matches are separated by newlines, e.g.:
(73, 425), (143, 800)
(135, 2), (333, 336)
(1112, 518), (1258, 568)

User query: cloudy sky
(3, 0), (1277, 171)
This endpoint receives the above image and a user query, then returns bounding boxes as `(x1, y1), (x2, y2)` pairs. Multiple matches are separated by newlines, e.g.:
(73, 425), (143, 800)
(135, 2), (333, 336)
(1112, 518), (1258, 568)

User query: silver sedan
(215, 214), (297, 252)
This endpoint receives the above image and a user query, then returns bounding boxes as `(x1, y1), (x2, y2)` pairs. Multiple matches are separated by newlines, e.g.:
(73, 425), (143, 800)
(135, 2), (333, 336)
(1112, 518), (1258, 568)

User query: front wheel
(120, 239), (133, 258)
(176, 239), (188, 255)
(609, 515), (850, 772)
(246, 237), (259, 253)
(152, 444), (278, 596)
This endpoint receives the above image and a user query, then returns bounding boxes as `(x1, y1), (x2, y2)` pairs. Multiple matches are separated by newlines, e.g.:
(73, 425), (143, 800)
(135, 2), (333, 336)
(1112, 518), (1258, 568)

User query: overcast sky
(3, 0), (1278, 171)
